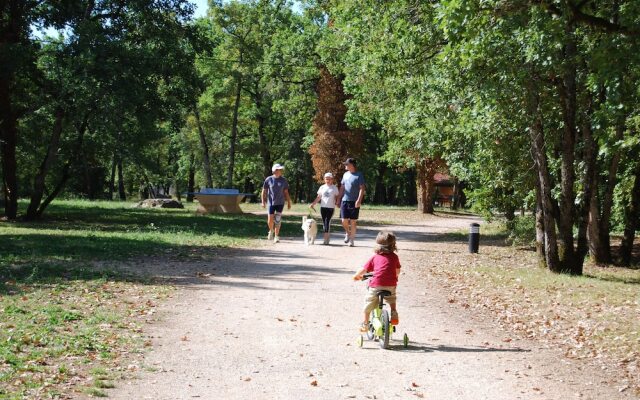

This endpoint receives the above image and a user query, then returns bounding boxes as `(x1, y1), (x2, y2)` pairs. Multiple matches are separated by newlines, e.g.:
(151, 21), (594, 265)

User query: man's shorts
(268, 204), (284, 215)
(340, 201), (360, 220)
(363, 286), (397, 314)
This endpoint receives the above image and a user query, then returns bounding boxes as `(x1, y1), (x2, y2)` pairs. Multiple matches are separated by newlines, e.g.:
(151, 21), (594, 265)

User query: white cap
(324, 172), (334, 178)
(272, 163), (284, 172)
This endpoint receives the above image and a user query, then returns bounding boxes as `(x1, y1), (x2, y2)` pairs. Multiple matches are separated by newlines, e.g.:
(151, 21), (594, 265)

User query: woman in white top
(309, 172), (340, 245)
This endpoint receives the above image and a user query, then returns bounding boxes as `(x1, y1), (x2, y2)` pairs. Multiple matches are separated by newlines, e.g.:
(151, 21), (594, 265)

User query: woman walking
(309, 172), (340, 245)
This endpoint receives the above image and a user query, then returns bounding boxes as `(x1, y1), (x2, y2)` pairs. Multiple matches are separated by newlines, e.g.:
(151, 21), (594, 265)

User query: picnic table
(191, 188), (251, 214)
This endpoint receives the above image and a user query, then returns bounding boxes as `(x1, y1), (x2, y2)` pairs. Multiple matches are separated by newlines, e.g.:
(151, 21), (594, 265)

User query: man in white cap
(261, 163), (292, 243)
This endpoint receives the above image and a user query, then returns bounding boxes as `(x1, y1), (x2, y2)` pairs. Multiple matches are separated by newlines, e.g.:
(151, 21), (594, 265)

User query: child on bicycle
(352, 231), (401, 332)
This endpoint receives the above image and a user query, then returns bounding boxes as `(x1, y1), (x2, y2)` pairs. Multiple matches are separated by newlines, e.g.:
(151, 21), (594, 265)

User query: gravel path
(105, 214), (632, 400)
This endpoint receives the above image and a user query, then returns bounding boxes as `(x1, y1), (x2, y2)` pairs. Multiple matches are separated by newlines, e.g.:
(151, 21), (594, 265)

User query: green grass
(2, 200), (302, 273)
(2, 199), (303, 398)
(0, 275), (170, 398)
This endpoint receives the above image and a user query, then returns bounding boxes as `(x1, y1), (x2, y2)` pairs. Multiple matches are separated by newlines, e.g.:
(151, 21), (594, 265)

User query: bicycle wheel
(366, 311), (375, 340)
(380, 310), (390, 349)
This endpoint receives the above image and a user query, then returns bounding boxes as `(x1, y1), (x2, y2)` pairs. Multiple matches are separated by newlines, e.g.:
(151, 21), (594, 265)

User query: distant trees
(1, 0), (199, 220)
(322, 0), (640, 273)
(187, 1), (320, 200)
(3, 0), (640, 272)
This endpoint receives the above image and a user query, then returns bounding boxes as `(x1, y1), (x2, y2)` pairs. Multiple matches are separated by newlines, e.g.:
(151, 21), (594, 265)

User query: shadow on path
(359, 341), (530, 353)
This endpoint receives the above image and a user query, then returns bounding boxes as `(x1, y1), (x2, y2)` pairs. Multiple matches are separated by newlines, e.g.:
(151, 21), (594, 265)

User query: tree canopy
(2, 0), (640, 274)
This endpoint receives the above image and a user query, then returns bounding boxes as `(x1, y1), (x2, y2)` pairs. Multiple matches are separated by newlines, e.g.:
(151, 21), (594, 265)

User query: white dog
(301, 216), (318, 245)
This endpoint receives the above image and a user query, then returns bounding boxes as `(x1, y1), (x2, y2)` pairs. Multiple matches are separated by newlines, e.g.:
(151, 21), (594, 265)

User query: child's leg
(362, 287), (378, 325)
(386, 287), (399, 324)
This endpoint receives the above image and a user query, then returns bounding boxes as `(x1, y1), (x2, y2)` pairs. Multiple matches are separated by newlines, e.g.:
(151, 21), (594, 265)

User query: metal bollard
(469, 223), (480, 253)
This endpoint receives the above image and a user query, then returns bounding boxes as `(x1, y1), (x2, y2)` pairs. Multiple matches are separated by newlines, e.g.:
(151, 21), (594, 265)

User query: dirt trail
(105, 214), (634, 400)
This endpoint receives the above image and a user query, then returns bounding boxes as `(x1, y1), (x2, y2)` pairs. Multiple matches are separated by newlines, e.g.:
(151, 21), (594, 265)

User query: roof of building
(434, 173), (453, 185)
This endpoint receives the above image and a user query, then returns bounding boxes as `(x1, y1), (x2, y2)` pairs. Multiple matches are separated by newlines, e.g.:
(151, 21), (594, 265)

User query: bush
(505, 214), (536, 247)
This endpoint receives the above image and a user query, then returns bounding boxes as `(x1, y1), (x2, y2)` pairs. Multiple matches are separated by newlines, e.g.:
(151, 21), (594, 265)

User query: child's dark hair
(374, 231), (397, 254)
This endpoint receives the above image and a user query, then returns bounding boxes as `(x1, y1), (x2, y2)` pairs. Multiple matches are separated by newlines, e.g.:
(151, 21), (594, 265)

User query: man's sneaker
(273, 236), (280, 243)
(391, 310), (399, 325)
(349, 239), (355, 247)
(359, 322), (368, 333)
(267, 231), (274, 241)
(344, 234), (350, 243)
(323, 238), (329, 245)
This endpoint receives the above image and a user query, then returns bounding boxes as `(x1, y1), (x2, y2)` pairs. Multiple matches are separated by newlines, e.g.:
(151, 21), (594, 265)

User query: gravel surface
(103, 213), (635, 400)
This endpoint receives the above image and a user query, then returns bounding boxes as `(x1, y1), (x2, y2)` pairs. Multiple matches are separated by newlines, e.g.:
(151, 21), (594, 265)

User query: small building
(434, 173), (455, 207)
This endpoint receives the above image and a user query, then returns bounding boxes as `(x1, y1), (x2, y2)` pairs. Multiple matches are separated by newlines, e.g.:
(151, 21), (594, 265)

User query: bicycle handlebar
(361, 273), (374, 281)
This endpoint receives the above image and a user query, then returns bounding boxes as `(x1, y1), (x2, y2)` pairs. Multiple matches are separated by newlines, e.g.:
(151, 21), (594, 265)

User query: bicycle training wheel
(366, 311), (375, 340)
(380, 310), (390, 349)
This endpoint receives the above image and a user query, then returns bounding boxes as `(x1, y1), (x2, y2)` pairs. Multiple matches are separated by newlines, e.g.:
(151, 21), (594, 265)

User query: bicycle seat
(377, 290), (392, 298)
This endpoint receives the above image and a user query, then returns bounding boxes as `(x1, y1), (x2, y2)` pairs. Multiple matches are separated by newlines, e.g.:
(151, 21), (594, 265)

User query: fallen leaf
(412, 382), (419, 387)
(310, 380), (318, 386)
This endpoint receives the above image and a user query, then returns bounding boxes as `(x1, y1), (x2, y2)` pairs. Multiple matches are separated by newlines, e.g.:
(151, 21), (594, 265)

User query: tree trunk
(452, 178), (461, 210)
(38, 120), (87, 215)
(109, 153), (117, 200)
(504, 201), (516, 222)
(556, 23), (579, 274)
(0, 2), (23, 220)
(117, 157), (126, 201)
(256, 115), (272, 178)
(595, 118), (625, 262)
(253, 88), (273, 178)
(416, 158), (436, 214)
(80, 146), (92, 199)
(193, 106), (213, 188)
(534, 180), (546, 268)
(577, 99), (596, 265)
(227, 75), (242, 188)
(25, 107), (65, 221)
(0, 100), (18, 219)
(527, 84), (561, 273)
(620, 160), (640, 265)
(187, 153), (195, 202)
(373, 163), (387, 204)
(416, 160), (428, 214)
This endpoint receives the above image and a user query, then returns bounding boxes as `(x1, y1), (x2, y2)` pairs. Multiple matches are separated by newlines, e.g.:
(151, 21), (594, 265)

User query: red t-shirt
(363, 253), (401, 287)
